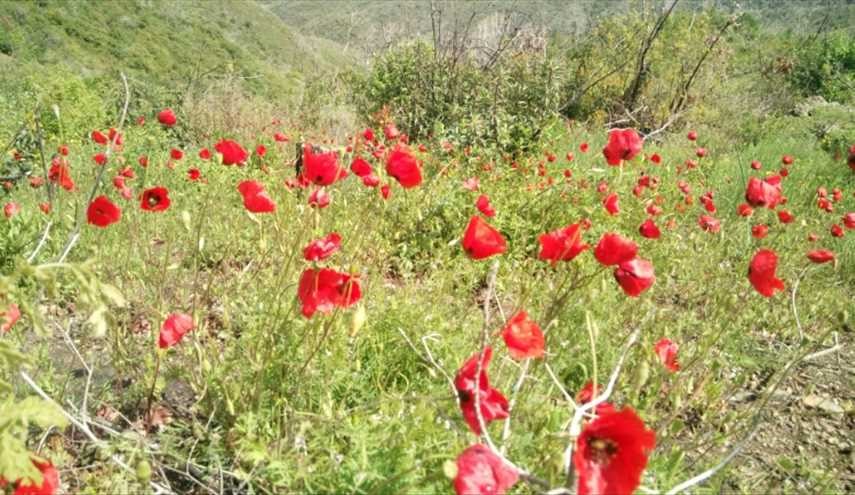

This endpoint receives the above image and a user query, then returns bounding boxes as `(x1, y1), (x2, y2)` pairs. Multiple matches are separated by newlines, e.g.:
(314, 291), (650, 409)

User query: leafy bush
(787, 30), (855, 104)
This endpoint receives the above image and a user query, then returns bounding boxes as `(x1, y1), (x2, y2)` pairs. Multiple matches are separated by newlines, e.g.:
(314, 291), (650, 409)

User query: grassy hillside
(0, 0), (353, 110)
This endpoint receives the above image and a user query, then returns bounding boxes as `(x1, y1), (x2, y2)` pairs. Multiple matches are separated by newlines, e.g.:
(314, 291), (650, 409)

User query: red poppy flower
(454, 347), (509, 434)
(274, 132), (288, 142)
(303, 145), (347, 185)
(639, 219), (660, 239)
(748, 249), (785, 297)
(39, 203), (51, 214)
(138, 155), (149, 167)
(112, 176), (126, 190)
(649, 153), (661, 164)
(745, 176), (782, 208)
(255, 144), (267, 157)
(58, 145), (69, 156)
(462, 216), (507, 260)
(1, 303), (20, 333)
(777, 209), (794, 224)
(698, 215), (720, 233)
(215, 139), (249, 166)
(602, 129), (642, 166)
(4, 202), (20, 219)
(139, 187), (169, 212)
(782, 154), (794, 165)
(12, 459), (60, 495)
(737, 203), (754, 217)
(170, 148), (184, 161)
(297, 268), (362, 318)
(501, 311), (545, 359)
(654, 338), (680, 372)
(386, 145), (422, 188)
(751, 224), (768, 239)
(830, 224), (844, 237)
(600, 193), (619, 216)
(475, 195), (495, 218)
(362, 128), (375, 142)
(614, 257), (655, 297)
(48, 162), (74, 191)
(119, 166), (135, 179)
(158, 313), (194, 349)
(187, 168), (201, 181)
(93, 153), (108, 166)
(807, 249), (834, 264)
(237, 180), (276, 213)
(107, 128), (123, 146)
(646, 204), (662, 216)
(383, 123), (400, 141)
(750, 160), (762, 170)
(198, 148), (211, 160)
(91, 130), (108, 145)
(350, 157), (373, 177)
(687, 130), (698, 141)
(843, 212), (855, 229)
(308, 188), (330, 208)
(594, 233), (637, 266)
(580, 142), (589, 153)
(695, 147), (707, 158)
(303, 232), (342, 261)
(157, 108), (177, 127)
(539, 223), (589, 262)
(379, 184), (391, 200)
(87, 196), (121, 228)
(453, 444), (518, 495)
(362, 174), (380, 187)
(574, 407), (655, 495)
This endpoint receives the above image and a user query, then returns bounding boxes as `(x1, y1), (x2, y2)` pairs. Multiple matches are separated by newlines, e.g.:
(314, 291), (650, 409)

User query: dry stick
(791, 266), (809, 342)
(20, 371), (172, 495)
(500, 357), (531, 454)
(58, 72), (131, 263)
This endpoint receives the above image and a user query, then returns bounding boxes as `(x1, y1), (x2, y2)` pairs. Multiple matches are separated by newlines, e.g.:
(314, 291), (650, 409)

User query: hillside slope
(0, 0), (353, 103)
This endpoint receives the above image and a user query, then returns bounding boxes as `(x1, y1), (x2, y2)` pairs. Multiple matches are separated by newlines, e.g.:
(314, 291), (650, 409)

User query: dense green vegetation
(0, 1), (853, 494)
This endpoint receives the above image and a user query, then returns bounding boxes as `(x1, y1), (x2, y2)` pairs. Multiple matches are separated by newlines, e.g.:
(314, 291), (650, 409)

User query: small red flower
(454, 347), (509, 434)
(696, 147), (707, 158)
(698, 215), (721, 233)
(93, 152), (108, 166)
(158, 313), (194, 349)
(170, 148), (184, 160)
(297, 268), (361, 318)
(574, 407), (655, 495)
(613, 257), (655, 297)
(843, 212), (855, 229)
(463, 177), (480, 191)
(654, 338), (680, 372)
(602, 129), (642, 166)
(308, 188), (331, 208)
(362, 174), (380, 187)
(750, 160), (762, 170)
(138, 155), (149, 167)
(91, 130), (108, 145)
(215, 139), (249, 166)
(501, 311), (545, 359)
(386, 145), (422, 188)
(304, 145), (347, 185)
(274, 132), (288, 142)
(49, 162), (74, 191)
(745, 176), (782, 208)
(303, 232), (342, 261)
(737, 203), (754, 217)
(462, 216), (507, 260)
(199, 148), (211, 160)
(475, 195), (495, 217)
(12, 459), (60, 495)
(383, 123), (400, 141)
(594, 233), (637, 266)
(602, 192), (620, 215)
(350, 157), (373, 177)
(830, 224), (844, 237)
(39, 203), (51, 214)
(187, 168), (201, 181)
(649, 153), (661, 164)
(237, 180), (276, 213)
(453, 444), (518, 495)
(687, 130), (698, 141)
(87, 196), (121, 228)
(1, 303), (20, 333)
(58, 145), (69, 156)
(639, 219), (660, 239)
(777, 209), (794, 224)
(782, 154), (794, 165)
(380, 184), (391, 200)
(255, 144), (267, 157)
(362, 128), (375, 142)
(751, 224), (768, 239)
(4, 202), (20, 219)
(157, 108), (177, 127)
(807, 249), (834, 264)
(539, 223), (589, 262)
(748, 249), (785, 297)
(580, 142), (589, 153)
(140, 187), (171, 212)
